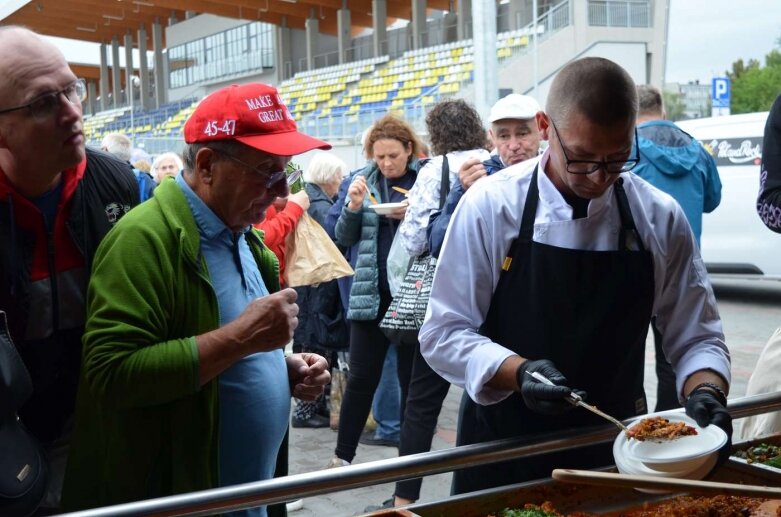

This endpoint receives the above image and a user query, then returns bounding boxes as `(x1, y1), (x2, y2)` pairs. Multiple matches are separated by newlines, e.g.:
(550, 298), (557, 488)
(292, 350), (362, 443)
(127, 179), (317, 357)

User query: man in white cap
(428, 93), (542, 257)
(62, 83), (332, 516)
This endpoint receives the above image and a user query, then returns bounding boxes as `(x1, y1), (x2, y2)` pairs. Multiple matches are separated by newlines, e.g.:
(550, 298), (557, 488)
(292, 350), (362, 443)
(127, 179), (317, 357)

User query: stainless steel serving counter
(60, 391), (781, 517)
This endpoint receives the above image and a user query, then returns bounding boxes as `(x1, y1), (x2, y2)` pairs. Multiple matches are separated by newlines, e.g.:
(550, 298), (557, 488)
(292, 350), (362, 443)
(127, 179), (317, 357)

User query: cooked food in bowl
(625, 416), (698, 442)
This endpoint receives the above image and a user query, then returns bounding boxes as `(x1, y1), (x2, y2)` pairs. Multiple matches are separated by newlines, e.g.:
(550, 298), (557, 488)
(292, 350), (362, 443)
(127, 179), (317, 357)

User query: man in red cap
(62, 83), (332, 516)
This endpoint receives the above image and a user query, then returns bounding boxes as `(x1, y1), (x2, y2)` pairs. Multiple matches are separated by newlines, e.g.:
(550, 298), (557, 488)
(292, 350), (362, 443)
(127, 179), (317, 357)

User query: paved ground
(285, 279), (781, 516)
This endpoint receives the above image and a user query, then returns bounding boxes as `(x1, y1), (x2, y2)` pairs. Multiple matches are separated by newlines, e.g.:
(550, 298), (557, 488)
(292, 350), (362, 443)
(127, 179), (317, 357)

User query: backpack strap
(438, 155), (450, 211)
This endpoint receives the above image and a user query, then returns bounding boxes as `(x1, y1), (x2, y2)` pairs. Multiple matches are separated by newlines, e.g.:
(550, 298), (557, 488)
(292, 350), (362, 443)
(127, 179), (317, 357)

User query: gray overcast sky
(3, 0), (780, 86)
(665, 0), (781, 84)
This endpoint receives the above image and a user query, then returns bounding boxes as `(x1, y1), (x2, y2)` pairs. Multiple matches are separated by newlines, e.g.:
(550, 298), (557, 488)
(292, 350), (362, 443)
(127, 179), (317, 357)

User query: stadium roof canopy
(3, 0), (452, 45)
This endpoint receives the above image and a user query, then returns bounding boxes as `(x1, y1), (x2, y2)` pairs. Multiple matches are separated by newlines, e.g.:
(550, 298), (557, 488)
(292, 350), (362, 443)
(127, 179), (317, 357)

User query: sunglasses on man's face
(213, 150), (301, 189)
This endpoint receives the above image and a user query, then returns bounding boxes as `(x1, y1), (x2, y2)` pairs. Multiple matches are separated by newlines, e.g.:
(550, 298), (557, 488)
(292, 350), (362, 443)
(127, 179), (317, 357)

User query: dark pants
(335, 290), (414, 462)
(653, 319), (681, 411)
(394, 343), (451, 501)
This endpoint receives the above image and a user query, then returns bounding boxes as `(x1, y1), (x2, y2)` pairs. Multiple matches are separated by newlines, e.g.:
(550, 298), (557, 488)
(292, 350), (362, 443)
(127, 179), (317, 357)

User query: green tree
(728, 47), (781, 113)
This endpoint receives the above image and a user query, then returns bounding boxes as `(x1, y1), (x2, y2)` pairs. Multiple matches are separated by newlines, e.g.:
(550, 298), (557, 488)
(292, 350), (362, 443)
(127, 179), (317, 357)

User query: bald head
(0, 25), (85, 197)
(546, 57), (638, 130)
(0, 26), (65, 90)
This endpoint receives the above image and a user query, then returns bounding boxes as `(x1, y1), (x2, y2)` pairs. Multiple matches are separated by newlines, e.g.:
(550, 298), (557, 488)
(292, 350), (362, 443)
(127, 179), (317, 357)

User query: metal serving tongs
(525, 371), (630, 435)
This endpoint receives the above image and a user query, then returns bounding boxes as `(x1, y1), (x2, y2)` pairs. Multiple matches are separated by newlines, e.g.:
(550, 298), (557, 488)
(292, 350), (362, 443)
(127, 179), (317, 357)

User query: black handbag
(0, 311), (48, 517)
(379, 157), (450, 346)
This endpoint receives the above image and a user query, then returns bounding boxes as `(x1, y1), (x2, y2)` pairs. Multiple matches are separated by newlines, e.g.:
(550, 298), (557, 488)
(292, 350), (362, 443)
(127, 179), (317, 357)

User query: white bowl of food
(622, 413), (727, 474)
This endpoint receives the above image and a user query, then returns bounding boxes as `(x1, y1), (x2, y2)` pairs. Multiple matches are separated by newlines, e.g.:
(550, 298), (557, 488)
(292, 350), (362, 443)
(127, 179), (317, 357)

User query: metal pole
(60, 392), (781, 517)
(532, 0), (538, 99)
(472, 0), (498, 122)
(129, 86), (134, 144)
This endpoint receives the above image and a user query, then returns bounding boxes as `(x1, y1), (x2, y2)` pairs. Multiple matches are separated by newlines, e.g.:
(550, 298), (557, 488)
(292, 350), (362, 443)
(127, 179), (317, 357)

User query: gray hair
(182, 140), (280, 175)
(303, 152), (347, 186)
(151, 151), (183, 173)
(182, 141), (237, 172)
(101, 133), (133, 162)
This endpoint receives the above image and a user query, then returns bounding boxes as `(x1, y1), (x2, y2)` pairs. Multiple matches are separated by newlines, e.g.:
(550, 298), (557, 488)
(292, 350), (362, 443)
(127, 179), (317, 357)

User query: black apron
(453, 167), (655, 494)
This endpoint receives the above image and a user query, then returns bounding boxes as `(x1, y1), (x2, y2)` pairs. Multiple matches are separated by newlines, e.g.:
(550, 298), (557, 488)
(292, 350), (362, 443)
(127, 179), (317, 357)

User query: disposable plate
(369, 202), (407, 215)
(624, 415), (727, 465)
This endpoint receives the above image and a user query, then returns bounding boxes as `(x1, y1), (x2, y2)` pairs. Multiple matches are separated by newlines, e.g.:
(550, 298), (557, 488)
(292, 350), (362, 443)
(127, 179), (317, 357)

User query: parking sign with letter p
(712, 77), (730, 108)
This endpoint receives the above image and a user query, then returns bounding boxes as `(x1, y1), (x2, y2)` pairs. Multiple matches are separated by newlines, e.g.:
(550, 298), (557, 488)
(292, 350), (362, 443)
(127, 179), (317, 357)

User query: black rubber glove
(685, 388), (733, 468)
(517, 359), (586, 416)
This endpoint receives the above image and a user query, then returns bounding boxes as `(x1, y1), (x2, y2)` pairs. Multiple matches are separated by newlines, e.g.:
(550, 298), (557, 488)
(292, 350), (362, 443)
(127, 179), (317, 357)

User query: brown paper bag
(283, 213), (354, 288)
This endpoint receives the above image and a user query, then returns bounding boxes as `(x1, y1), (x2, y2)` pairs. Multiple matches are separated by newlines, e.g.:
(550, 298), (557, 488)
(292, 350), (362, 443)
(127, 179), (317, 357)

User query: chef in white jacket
(419, 57), (732, 494)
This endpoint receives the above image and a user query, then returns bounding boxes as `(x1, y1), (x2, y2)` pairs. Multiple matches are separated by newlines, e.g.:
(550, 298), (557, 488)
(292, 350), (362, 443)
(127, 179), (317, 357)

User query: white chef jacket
(419, 149), (731, 406)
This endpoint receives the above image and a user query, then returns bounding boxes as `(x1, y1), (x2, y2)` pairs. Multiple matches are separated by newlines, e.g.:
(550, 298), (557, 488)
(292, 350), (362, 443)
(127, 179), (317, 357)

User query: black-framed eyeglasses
(0, 79), (86, 119)
(212, 149), (301, 189)
(550, 118), (640, 175)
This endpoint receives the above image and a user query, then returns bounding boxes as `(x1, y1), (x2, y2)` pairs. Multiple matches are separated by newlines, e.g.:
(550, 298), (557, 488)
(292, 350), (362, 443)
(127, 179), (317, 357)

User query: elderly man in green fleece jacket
(62, 83), (333, 516)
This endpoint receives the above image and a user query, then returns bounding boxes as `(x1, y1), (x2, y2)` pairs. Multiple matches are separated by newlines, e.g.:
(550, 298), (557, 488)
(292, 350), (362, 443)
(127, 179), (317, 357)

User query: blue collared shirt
(176, 173), (289, 517)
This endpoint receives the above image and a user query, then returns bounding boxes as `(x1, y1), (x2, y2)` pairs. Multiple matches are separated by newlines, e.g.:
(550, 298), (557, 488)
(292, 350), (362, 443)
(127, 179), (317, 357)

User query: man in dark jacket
(633, 84), (722, 412)
(0, 26), (139, 511)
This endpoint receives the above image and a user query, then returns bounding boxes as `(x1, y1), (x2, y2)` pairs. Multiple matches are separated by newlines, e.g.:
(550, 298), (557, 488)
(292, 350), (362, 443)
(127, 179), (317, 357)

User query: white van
(676, 112), (781, 280)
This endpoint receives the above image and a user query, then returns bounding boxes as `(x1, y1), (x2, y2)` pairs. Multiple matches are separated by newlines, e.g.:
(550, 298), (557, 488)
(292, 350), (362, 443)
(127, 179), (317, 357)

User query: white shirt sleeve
(420, 156), (731, 406)
(419, 167), (534, 405)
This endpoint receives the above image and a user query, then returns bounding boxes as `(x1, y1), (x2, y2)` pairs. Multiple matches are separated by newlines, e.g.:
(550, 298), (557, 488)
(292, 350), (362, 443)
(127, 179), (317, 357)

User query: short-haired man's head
(101, 133), (133, 162)
(546, 57), (638, 130)
(486, 95), (542, 166)
(636, 84), (664, 119)
(303, 152), (347, 187)
(425, 99), (486, 156)
(364, 114), (423, 160)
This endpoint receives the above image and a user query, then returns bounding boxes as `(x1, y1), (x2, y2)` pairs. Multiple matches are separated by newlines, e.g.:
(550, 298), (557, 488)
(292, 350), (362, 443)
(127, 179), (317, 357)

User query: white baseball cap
(489, 94), (541, 123)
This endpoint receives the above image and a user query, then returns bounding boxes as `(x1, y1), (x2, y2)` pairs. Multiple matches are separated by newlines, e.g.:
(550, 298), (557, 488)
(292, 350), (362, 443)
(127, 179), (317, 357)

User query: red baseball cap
(184, 83), (331, 156)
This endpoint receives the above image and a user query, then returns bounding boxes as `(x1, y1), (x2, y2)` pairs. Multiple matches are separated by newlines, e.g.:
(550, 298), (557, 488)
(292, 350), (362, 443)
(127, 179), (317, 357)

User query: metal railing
(61, 391), (781, 517)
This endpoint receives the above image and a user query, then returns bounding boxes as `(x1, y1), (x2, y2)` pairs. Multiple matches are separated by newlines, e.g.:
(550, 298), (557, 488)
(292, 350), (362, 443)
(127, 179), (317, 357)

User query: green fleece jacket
(61, 178), (280, 511)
